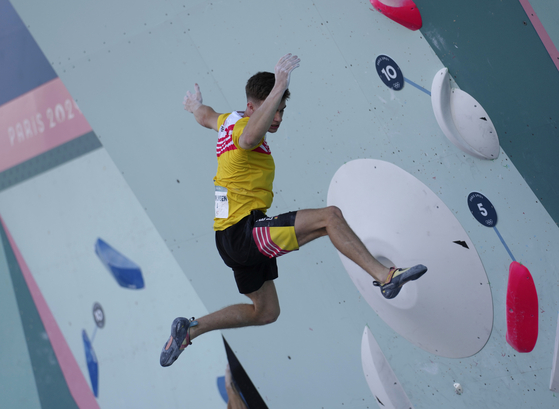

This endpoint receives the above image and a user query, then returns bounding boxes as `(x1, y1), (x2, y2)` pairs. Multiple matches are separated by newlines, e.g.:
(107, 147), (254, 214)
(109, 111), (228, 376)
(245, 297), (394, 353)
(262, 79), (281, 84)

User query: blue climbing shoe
(160, 317), (198, 367)
(373, 264), (427, 299)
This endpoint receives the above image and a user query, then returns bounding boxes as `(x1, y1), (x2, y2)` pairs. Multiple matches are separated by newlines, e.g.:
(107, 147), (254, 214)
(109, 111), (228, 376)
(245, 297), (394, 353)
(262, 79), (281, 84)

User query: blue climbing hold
(95, 238), (145, 289)
(82, 329), (99, 397)
(217, 376), (228, 403)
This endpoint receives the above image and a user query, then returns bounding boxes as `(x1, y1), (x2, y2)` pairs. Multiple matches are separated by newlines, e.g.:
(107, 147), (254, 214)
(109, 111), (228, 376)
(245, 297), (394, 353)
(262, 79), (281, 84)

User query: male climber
(160, 54), (427, 367)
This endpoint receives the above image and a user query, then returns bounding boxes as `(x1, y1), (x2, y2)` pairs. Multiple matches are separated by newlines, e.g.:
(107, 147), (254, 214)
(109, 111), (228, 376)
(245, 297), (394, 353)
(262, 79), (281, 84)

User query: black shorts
(215, 210), (299, 294)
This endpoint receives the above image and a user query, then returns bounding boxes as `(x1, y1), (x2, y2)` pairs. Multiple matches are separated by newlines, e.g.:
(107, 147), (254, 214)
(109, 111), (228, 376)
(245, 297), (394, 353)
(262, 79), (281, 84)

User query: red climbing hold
(369, 0), (423, 31)
(506, 261), (538, 353)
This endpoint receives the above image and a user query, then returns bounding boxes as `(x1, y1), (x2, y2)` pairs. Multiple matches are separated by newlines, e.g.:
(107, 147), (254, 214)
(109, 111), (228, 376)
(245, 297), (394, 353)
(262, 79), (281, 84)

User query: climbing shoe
(160, 317), (198, 367)
(373, 264), (427, 299)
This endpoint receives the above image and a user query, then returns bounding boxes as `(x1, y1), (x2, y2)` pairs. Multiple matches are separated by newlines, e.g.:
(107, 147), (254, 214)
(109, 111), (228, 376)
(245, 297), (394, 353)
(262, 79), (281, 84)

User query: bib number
(215, 186), (228, 218)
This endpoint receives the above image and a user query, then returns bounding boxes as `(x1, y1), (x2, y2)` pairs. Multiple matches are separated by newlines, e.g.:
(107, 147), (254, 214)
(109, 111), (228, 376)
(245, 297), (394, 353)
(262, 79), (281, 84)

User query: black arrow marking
(453, 240), (469, 249)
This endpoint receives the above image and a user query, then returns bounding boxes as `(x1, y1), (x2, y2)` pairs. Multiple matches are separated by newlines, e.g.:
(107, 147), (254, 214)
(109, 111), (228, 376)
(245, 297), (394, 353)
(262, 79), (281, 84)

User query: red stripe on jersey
(216, 124), (236, 157)
(217, 121), (272, 157)
(254, 139), (271, 155)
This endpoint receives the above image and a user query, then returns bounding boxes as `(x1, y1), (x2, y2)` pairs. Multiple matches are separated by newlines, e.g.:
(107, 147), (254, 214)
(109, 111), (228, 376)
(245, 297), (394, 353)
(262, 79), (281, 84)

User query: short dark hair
(245, 71), (290, 103)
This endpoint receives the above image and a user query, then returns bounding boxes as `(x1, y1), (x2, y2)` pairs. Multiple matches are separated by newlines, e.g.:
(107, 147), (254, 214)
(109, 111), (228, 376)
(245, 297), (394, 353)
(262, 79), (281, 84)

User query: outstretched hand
(275, 53), (300, 90)
(183, 83), (203, 113)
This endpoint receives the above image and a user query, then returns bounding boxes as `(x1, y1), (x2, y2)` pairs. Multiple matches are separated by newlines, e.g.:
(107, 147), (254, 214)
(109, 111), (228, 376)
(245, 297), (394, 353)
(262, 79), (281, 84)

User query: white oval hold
(431, 68), (500, 160)
(361, 326), (414, 409)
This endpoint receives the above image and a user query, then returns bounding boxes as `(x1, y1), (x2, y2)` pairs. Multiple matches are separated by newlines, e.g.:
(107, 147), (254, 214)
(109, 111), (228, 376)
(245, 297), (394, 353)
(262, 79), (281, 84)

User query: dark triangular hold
(376, 395), (385, 406)
(223, 336), (268, 409)
(453, 240), (469, 249)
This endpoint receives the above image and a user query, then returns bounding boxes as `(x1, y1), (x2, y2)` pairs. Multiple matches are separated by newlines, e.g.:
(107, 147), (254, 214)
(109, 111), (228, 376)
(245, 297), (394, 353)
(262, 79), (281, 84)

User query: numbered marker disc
(92, 302), (105, 328)
(468, 192), (498, 227)
(375, 55), (404, 91)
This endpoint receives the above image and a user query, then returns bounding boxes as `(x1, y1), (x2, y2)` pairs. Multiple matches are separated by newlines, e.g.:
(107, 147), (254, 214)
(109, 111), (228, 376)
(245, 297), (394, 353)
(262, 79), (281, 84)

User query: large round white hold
(327, 159), (493, 358)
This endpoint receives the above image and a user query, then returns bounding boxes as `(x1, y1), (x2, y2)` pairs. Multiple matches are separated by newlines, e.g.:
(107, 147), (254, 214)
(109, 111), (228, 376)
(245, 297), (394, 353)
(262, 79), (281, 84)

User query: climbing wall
(1, 0), (558, 407)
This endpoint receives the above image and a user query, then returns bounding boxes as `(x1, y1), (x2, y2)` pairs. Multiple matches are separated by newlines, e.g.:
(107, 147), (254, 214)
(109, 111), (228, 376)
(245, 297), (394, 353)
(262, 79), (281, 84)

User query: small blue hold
(82, 330), (99, 397)
(217, 376), (228, 403)
(95, 238), (145, 289)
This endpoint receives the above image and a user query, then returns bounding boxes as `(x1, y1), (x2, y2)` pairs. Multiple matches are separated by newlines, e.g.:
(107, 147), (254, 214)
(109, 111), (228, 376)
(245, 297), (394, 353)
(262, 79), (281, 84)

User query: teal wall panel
(0, 222), (78, 409)
(0, 227), (41, 409)
(416, 0), (559, 224)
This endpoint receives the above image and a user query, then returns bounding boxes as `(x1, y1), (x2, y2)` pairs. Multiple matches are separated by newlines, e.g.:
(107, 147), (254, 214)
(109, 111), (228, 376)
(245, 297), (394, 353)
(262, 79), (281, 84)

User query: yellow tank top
(213, 112), (275, 231)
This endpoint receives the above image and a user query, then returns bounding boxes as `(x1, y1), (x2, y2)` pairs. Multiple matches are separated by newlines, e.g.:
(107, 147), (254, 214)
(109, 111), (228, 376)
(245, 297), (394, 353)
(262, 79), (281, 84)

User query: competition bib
(215, 186), (228, 218)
